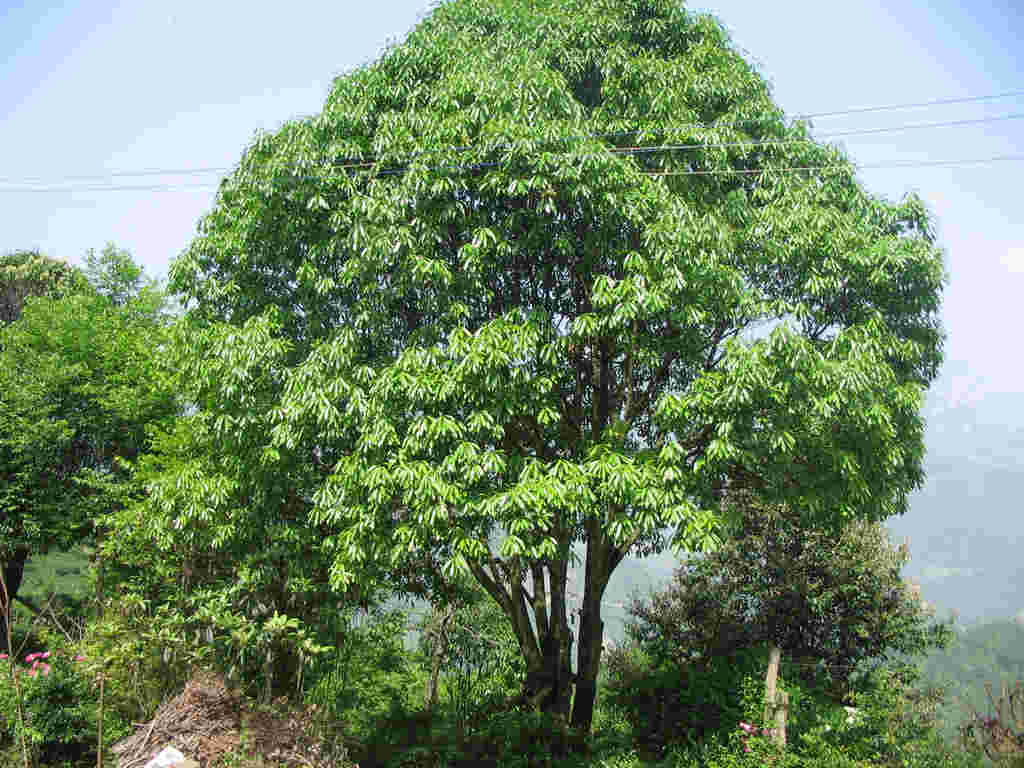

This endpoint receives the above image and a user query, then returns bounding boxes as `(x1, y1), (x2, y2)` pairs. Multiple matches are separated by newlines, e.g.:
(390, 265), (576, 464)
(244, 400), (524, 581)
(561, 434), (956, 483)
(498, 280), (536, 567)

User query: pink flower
(0, 653), (8, 660)
(39, 651), (50, 659)
(74, 654), (86, 662)
(39, 663), (51, 676)
(25, 652), (40, 662)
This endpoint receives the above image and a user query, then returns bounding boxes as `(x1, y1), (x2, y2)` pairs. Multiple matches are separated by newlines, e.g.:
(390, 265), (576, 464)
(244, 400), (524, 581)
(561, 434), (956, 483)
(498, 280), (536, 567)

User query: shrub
(455, 709), (576, 768)
(600, 640), (771, 756)
(0, 647), (130, 766)
(305, 606), (423, 757)
(957, 679), (1024, 766)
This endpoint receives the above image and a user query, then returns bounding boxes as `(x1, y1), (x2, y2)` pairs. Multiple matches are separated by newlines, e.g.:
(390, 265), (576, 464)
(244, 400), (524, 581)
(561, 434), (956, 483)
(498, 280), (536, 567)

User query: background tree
(1, 249), (85, 636)
(82, 243), (143, 305)
(0, 248), (175, 650)
(0, 249), (84, 326)
(623, 490), (955, 702)
(159, 0), (945, 738)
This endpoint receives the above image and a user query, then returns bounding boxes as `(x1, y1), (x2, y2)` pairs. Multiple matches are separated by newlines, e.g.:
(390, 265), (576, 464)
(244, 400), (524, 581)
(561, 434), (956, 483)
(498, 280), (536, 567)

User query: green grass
(19, 548), (90, 606)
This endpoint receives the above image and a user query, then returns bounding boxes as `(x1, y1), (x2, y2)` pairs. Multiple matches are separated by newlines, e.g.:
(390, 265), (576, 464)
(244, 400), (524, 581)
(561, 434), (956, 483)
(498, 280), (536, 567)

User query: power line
(2, 90), (1022, 187)
(0, 166), (228, 184)
(644, 154), (1024, 176)
(3, 154), (1022, 193)
(606, 112), (1024, 156)
(794, 89), (1024, 120)
(317, 87), (1024, 165)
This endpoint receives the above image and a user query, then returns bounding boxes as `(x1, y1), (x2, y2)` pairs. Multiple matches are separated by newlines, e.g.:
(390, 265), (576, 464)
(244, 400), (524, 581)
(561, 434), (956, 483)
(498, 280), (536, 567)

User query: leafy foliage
(82, 243), (146, 308)
(416, 576), (525, 725)
(0, 288), (173, 557)
(0, 248), (176, 656)
(304, 606), (425, 763)
(155, 0), (946, 735)
(623, 491), (955, 699)
(601, 640), (761, 756)
(0, 250), (85, 327)
(0, 649), (130, 766)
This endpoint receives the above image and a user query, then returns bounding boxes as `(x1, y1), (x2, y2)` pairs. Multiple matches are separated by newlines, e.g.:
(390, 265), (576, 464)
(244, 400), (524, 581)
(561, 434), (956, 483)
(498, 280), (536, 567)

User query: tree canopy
(0, 249), (85, 326)
(150, 0), (945, 736)
(0, 249), (175, 650)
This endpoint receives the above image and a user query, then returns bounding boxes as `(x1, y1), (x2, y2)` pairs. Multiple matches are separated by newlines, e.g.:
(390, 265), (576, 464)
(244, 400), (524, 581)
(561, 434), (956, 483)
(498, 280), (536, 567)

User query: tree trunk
(0, 548), (29, 653)
(466, 512), (624, 747)
(467, 549), (576, 720)
(569, 513), (621, 737)
(571, 603), (604, 733)
(425, 606), (456, 713)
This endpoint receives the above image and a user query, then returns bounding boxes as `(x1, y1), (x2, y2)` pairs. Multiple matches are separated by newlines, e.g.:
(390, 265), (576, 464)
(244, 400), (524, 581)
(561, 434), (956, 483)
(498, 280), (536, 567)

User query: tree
(83, 242), (148, 308)
(0, 249), (175, 650)
(0, 249), (84, 326)
(161, 0), (945, 738)
(0, 249), (86, 644)
(623, 490), (955, 702)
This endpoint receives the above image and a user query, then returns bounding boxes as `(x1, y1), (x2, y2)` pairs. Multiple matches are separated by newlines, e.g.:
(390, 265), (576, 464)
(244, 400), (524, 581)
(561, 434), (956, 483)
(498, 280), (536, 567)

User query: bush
(0, 647), (130, 766)
(455, 709), (576, 768)
(304, 606), (423, 758)
(73, 594), (203, 726)
(957, 679), (1024, 766)
(600, 635), (991, 768)
(601, 640), (780, 756)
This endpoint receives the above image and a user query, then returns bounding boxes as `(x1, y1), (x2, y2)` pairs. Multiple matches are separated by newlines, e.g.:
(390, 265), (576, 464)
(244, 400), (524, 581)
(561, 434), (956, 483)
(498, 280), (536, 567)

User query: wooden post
(97, 671), (104, 768)
(773, 690), (788, 748)
(763, 645), (780, 725)
(763, 645), (787, 748)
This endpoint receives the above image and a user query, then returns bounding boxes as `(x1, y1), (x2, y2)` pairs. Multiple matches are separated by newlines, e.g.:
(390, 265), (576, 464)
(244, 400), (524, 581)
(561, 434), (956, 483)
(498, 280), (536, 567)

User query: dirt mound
(110, 668), (352, 768)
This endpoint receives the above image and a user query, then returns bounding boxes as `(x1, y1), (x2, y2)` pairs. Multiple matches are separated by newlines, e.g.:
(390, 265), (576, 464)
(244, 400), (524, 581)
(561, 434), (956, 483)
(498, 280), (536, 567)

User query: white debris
(144, 746), (196, 768)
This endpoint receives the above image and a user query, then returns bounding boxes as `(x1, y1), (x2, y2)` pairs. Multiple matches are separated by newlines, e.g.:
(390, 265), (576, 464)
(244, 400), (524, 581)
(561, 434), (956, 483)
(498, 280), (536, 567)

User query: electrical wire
(4, 153), (1022, 193)
(1, 91), (1022, 189)
(794, 89), (1024, 119)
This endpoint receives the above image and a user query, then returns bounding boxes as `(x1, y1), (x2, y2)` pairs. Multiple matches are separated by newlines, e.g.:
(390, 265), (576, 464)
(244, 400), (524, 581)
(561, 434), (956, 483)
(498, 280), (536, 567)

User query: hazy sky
(2, 0), (1022, 628)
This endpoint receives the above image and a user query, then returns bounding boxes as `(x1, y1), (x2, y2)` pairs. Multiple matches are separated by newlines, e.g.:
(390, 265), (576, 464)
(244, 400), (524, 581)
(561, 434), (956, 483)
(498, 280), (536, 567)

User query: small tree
(624, 491), (954, 700)
(83, 243), (146, 307)
(0, 248), (175, 650)
(0, 249), (85, 326)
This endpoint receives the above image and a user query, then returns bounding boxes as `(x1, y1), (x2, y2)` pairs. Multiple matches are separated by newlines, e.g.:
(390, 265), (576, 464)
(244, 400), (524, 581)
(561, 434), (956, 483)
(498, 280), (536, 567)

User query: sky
(1, 0), (1023, 632)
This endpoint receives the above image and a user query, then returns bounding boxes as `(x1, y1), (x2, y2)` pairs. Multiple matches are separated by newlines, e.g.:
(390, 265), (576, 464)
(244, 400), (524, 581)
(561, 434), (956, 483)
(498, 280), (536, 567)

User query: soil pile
(111, 668), (352, 768)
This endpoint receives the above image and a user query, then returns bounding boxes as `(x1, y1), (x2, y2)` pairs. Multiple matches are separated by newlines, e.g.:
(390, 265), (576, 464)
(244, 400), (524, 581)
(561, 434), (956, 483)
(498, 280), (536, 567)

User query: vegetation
(1, 1), (1020, 767)
(159, 0), (944, 739)
(3, 545), (1023, 767)
(622, 490), (955, 701)
(899, 617), (1024, 756)
(0, 245), (177, 652)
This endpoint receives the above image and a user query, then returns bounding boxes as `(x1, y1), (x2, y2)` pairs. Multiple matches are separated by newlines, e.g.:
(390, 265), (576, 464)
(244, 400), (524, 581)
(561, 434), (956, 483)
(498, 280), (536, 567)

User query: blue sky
(2, 0), (1022, 627)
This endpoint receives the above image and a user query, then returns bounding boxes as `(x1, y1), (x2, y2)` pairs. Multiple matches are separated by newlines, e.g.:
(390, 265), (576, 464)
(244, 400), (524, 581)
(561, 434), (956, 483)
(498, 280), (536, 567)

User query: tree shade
(160, 0), (946, 737)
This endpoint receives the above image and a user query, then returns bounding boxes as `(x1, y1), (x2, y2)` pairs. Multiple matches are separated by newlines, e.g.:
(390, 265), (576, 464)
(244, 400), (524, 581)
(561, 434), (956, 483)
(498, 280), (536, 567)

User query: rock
(143, 745), (200, 768)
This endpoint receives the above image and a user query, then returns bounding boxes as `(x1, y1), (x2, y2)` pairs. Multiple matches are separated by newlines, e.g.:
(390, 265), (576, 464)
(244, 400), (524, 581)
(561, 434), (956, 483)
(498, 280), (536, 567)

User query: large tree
(161, 0), (945, 737)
